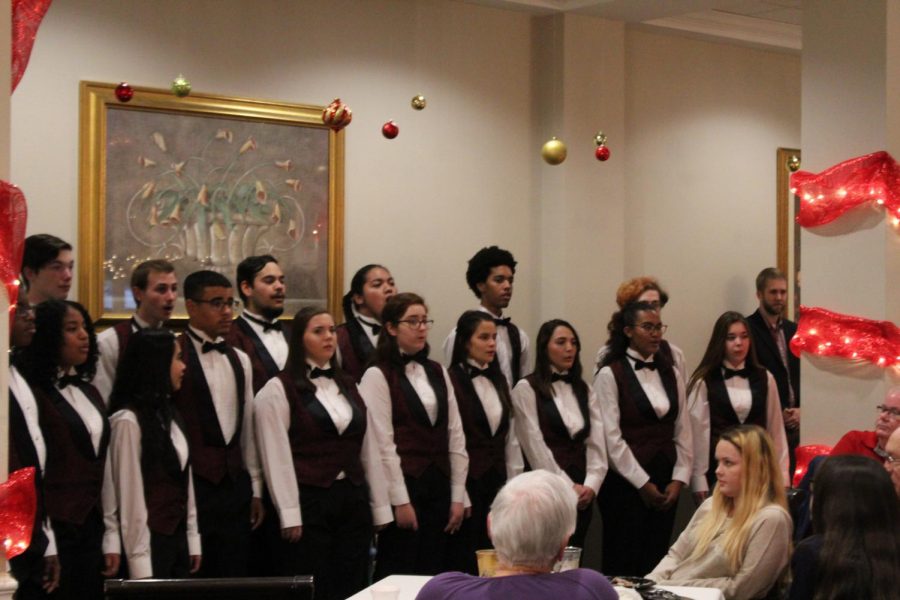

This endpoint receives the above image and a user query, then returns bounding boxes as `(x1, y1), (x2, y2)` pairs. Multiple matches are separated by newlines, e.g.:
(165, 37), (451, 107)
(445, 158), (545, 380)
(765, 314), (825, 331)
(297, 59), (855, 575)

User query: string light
(791, 306), (900, 369)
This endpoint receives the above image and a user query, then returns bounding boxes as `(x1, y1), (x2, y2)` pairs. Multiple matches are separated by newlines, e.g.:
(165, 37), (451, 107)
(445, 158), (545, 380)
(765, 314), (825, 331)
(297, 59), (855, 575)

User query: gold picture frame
(78, 81), (344, 327)
(776, 147), (801, 320)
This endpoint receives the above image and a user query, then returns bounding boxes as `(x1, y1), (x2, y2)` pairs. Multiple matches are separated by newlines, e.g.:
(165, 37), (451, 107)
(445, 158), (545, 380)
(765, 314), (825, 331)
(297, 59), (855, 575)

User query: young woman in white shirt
(511, 318), (607, 550)
(335, 264), (396, 381)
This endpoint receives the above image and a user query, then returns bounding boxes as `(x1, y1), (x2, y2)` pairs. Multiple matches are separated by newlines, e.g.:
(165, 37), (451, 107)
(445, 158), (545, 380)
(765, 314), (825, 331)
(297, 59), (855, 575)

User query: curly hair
(598, 300), (661, 371)
(465, 246), (517, 298)
(615, 276), (669, 309)
(16, 299), (98, 390)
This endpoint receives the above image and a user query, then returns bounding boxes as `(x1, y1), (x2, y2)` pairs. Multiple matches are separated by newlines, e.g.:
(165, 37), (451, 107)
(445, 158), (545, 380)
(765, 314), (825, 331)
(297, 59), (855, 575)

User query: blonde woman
(647, 425), (791, 600)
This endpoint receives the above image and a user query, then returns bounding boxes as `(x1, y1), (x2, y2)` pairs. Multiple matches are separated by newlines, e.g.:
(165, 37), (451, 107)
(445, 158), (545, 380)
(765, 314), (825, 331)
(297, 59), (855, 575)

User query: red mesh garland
(791, 444), (832, 487)
(11, 0), (53, 92)
(790, 150), (900, 227)
(0, 181), (28, 321)
(790, 305), (900, 368)
(0, 467), (37, 559)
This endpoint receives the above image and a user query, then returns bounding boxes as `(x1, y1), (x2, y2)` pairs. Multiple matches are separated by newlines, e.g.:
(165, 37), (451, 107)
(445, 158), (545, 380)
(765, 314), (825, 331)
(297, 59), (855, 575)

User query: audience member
(884, 427), (900, 497)
(336, 264), (396, 381)
(648, 425), (791, 600)
(830, 386), (900, 464)
(415, 470), (618, 600)
(21, 234), (73, 304)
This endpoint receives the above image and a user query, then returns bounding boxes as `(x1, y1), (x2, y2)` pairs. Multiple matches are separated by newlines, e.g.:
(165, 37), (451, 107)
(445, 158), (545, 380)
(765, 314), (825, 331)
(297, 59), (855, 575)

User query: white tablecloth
(346, 574), (726, 600)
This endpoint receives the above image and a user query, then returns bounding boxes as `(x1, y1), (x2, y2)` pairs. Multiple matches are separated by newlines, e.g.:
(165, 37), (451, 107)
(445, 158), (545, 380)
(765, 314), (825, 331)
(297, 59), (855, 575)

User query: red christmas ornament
(0, 181), (28, 326)
(595, 145), (611, 161)
(790, 150), (900, 228)
(790, 305), (900, 369)
(382, 120), (399, 140)
(791, 444), (832, 487)
(11, 0), (52, 92)
(321, 98), (352, 132)
(115, 82), (134, 103)
(0, 467), (37, 559)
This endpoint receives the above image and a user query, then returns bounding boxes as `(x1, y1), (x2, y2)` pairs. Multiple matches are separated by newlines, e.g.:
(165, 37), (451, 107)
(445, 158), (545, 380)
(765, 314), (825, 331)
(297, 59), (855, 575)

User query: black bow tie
(724, 367), (750, 380)
(310, 367), (334, 379)
(58, 374), (82, 389)
(551, 372), (574, 384)
(402, 350), (429, 366)
(244, 314), (282, 332)
(360, 318), (381, 336)
(632, 359), (657, 371)
(202, 340), (228, 354)
(493, 316), (511, 327)
(469, 366), (491, 379)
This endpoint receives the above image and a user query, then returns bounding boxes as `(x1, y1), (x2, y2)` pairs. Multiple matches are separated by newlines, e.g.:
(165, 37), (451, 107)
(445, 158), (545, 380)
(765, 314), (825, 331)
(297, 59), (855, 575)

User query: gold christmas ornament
(411, 94), (427, 110)
(788, 154), (801, 172)
(594, 132), (608, 146)
(541, 137), (567, 165)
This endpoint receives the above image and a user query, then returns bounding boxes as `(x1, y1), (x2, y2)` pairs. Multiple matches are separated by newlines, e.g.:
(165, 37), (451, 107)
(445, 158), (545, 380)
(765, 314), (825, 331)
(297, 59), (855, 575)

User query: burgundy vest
(376, 359), (451, 479)
(173, 334), (247, 485)
(141, 418), (190, 535)
(225, 316), (285, 394)
(705, 366), (768, 471)
(449, 365), (509, 480)
(525, 374), (590, 477)
(336, 319), (375, 383)
(36, 382), (110, 525)
(609, 357), (678, 469)
(113, 319), (137, 364)
(278, 372), (367, 488)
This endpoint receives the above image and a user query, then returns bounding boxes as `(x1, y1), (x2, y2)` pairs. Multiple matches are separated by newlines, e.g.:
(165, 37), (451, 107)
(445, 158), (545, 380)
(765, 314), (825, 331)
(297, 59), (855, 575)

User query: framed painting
(78, 81), (344, 326)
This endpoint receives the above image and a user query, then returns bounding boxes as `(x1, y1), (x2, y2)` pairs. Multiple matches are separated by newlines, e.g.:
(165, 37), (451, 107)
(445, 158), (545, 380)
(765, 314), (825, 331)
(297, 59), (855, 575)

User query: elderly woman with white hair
(415, 470), (617, 600)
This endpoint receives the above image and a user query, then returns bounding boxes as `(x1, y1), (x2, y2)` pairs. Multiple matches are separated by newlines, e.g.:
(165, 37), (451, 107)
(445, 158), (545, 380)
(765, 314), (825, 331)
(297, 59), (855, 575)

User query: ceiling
(463, 0), (802, 51)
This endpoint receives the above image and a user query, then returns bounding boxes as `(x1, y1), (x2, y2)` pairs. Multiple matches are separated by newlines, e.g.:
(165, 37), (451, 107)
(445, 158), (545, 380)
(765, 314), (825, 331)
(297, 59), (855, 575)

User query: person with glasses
(173, 270), (263, 577)
(884, 428), (900, 497)
(686, 312), (789, 501)
(511, 318), (607, 549)
(830, 386), (900, 465)
(594, 301), (692, 577)
(358, 292), (468, 578)
(336, 264), (397, 382)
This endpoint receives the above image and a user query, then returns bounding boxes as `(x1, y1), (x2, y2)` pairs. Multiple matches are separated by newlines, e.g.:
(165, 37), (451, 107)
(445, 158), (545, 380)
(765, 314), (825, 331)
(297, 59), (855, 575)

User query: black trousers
(193, 471), (252, 578)
(51, 508), (104, 600)
(598, 455), (678, 577)
(445, 468), (505, 575)
(150, 522), (191, 578)
(10, 539), (49, 600)
(249, 489), (281, 576)
(374, 465), (451, 579)
(562, 464), (592, 551)
(277, 480), (373, 600)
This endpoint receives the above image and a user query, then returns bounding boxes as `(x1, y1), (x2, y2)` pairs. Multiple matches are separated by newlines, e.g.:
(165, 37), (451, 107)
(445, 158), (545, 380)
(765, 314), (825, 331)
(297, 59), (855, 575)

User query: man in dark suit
(747, 267), (800, 478)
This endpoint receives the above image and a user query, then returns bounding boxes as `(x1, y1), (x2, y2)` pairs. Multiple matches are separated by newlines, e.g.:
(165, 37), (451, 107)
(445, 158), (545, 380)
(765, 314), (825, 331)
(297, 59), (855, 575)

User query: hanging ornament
(541, 137), (567, 165)
(0, 467), (37, 560)
(594, 131), (611, 161)
(787, 154), (801, 172)
(114, 82), (134, 103)
(789, 305), (900, 369)
(382, 120), (399, 139)
(171, 74), (192, 98)
(411, 94), (427, 110)
(322, 98), (353, 132)
(0, 181), (28, 327)
(790, 150), (900, 228)
(11, 0), (52, 92)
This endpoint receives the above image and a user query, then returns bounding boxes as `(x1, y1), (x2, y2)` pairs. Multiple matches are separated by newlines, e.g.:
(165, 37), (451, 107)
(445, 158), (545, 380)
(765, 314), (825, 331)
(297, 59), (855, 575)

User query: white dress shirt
(358, 361), (469, 506)
(335, 307), (381, 368)
(253, 364), (392, 529)
(185, 327), (263, 497)
(56, 372), (106, 455)
(511, 374), (608, 493)
(94, 314), (153, 404)
(464, 360), (525, 480)
(687, 363), (790, 492)
(443, 306), (531, 388)
(593, 349), (693, 490)
(106, 409), (200, 579)
(239, 310), (288, 370)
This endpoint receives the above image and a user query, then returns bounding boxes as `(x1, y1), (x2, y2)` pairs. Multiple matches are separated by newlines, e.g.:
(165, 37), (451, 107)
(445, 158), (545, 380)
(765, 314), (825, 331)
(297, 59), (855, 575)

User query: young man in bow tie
(175, 270), (264, 577)
(93, 259), (177, 403)
(443, 246), (530, 387)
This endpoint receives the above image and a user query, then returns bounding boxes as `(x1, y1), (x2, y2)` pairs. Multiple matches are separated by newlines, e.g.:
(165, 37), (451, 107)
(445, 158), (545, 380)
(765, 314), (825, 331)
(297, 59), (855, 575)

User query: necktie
(724, 367), (750, 379)
(58, 374), (82, 389)
(310, 367), (334, 379)
(633, 359), (657, 371)
(469, 366), (490, 379)
(244, 314), (282, 332)
(551, 372), (574, 384)
(402, 350), (429, 366)
(202, 340), (228, 354)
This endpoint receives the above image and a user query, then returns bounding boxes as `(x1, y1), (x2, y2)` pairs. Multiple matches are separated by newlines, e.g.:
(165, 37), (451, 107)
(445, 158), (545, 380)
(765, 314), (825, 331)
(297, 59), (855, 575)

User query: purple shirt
(415, 569), (618, 600)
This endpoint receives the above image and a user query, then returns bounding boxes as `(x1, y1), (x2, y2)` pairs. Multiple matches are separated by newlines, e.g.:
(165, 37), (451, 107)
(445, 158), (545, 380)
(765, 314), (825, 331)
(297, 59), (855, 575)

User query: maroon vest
(36, 382), (110, 525)
(173, 334), (247, 485)
(609, 357), (678, 469)
(449, 365), (509, 480)
(376, 359), (451, 479)
(141, 418), (190, 535)
(525, 374), (590, 478)
(113, 319), (137, 364)
(705, 366), (768, 471)
(225, 317), (284, 394)
(278, 372), (367, 488)
(336, 319), (375, 383)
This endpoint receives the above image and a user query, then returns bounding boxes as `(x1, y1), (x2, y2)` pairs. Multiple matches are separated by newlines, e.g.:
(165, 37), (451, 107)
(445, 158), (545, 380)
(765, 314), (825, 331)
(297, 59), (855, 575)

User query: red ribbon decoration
(790, 150), (900, 227)
(0, 181), (28, 326)
(0, 467), (37, 559)
(790, 305), (900, 369)
(791, 444), (832, 487)
(12, 0), (53, 92)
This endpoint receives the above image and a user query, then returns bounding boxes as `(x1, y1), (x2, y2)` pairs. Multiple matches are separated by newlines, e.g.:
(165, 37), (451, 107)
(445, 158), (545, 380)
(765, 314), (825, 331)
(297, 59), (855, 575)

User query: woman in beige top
(647, 425), (791, 600)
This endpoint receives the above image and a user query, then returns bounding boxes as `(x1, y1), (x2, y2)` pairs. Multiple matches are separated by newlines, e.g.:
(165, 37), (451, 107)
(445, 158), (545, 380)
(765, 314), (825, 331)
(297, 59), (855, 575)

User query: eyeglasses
(636, 322), (668, 334)
(191, 297), (240, 311)
(886, 454), (898, 467)
(876, 404), (900, 419)
(397, 318), (434, 329)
